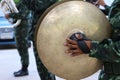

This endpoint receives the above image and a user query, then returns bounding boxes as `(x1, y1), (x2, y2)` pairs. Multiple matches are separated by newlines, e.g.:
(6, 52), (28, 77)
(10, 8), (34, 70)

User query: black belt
(103, 62), (120, 75)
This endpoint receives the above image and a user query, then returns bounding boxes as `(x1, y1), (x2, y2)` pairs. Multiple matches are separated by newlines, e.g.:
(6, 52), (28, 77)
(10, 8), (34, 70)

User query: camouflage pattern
(9, 1), (30, 71)
(21, 0), (59, 80)
(89, 0), (120, 80)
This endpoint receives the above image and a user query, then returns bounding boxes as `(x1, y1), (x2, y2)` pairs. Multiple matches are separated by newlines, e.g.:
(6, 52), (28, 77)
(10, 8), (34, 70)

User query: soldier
(5, 0), (30, 77)
(64, 0), (120, 80)
(19, 0), (60, 80)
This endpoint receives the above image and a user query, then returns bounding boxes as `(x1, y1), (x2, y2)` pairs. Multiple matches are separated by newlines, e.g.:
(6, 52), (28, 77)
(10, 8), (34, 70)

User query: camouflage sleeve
(31, 0), (58, 13)
(89, 39), (120, 62)
(89, 0), (120, 62)
(22, 0), (57, 12)
(110, 12), (120, 29)
(9, 3), (29, 20)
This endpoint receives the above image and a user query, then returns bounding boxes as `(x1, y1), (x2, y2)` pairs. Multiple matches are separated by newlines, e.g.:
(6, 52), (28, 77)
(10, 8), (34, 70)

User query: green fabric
(9, 0), (59, 79)
(9, 1), (30, 70)
(20, 0), (59, 80)
(89, 0), (120, 80)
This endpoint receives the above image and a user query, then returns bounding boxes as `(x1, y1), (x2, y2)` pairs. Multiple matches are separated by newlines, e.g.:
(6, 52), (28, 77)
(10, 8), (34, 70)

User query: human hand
(69, 32), (90, 41)
(64, 38), (83, 56)
(64, 32), (91, 57)
(5, 14), (10, 19)
(98, 0), (106, 6)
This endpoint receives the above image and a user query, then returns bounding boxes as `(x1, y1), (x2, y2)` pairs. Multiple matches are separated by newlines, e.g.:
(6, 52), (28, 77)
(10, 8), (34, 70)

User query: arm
(5, 3), (29, 20)
(90, 39), (120, 62)
(85, 0), (120, 62)
(64, 34), (120, 62)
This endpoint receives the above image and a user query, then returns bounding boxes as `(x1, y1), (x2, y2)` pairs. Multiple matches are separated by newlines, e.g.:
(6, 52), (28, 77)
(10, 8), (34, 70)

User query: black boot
(13, 69), (28, 77)
(13, 65), (29, 77)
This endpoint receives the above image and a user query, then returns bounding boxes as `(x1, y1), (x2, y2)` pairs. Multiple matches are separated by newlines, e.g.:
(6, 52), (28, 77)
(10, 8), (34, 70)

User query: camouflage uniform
(21, 0), (59, 80)
(89, 0), (120, 80)
(9, 1), (30, 72)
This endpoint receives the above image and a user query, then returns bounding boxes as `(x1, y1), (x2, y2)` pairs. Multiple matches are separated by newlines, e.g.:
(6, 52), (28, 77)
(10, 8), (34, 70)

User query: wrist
(77, 41), (90, 53)
(85, 41), (91, 49)
(5, 14), (10, 18)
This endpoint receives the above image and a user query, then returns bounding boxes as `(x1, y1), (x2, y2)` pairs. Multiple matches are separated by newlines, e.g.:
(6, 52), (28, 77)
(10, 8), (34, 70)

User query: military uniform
(8, 1), (30, 77)
(21, 0), (59, 80)
(89, 0), (120, 80)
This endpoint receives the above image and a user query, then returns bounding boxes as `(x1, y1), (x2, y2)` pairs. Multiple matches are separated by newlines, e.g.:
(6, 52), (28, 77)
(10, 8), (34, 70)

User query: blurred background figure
(4, 0), (32, 77)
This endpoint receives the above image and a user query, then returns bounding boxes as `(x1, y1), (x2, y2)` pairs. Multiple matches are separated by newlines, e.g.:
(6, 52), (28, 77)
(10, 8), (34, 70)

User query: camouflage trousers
(14, 22), (30, 70)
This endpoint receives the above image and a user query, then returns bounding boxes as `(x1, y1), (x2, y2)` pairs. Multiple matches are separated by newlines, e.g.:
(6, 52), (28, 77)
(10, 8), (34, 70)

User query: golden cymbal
(35, 0), (111, 79)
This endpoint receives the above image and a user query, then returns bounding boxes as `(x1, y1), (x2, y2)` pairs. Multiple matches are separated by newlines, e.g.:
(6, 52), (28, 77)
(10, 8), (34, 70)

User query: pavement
(0, 44), (100, 80)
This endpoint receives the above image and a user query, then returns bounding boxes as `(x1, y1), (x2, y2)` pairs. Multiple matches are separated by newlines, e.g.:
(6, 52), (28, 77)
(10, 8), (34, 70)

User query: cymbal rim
(35, 0), (111, 79)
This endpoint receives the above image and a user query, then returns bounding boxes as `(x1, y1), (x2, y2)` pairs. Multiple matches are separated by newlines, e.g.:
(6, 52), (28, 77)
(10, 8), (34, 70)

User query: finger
(71, 53), (80, 57)
(70, 49), (84, 57)
(65, 50), (69, 54)
(72, 48), (83, 53)
(65, 43), (78, 49)
(65, 48), (82, 53)
(65, 49), (73, 53)
(66, 38), (77, 45)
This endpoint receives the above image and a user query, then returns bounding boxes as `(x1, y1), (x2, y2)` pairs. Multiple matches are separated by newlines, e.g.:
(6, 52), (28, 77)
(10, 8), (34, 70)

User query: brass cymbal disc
(35, 0), (111, 80)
